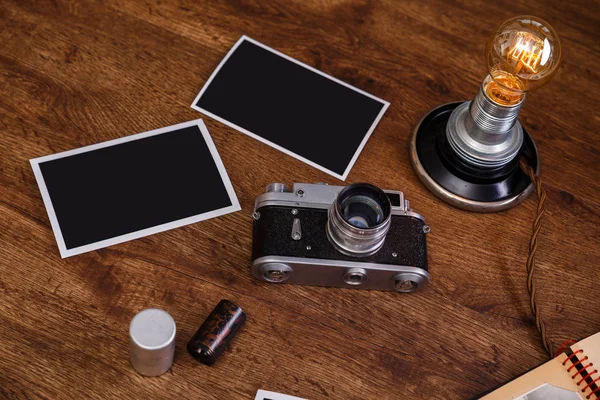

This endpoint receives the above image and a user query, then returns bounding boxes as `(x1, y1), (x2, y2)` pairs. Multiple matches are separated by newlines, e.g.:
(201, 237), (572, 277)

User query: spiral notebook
(481, 332), (600, 399)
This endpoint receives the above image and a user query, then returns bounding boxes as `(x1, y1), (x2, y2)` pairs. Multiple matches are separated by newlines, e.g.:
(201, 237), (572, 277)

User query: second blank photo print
(191, 36), (390, 180)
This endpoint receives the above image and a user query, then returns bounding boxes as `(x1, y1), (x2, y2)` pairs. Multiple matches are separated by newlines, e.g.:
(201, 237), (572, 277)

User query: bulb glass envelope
(485, 16), (562, 105)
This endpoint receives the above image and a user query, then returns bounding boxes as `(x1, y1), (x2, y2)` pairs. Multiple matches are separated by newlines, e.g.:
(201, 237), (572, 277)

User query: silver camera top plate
(254, 183), (426, 223)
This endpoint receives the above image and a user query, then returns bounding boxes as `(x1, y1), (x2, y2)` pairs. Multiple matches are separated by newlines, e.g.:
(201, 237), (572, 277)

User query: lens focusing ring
(326, 183), (392, 257)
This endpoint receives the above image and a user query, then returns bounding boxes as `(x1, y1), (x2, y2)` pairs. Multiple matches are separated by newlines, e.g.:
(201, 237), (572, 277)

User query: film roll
(187, 299), (246, 365)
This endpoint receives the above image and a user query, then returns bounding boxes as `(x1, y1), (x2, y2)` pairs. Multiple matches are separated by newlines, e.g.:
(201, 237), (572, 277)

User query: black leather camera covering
(252, 206), (428, 270)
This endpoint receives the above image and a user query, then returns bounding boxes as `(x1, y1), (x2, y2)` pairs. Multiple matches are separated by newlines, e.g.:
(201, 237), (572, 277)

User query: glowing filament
(506, 32), (544, 74)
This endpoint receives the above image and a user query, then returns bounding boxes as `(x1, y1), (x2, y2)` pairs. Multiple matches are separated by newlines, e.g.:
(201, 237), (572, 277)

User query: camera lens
(326, 183), (392, 256)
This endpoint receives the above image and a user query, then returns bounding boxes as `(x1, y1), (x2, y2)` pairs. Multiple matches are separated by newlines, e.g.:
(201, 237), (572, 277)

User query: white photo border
(30, 119), (241, 259)
(191, 35), (390, 181)
(255, 390), (306, 400)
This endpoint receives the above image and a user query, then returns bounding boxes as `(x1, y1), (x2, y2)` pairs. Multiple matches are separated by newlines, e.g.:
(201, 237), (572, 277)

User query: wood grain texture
(1, 0), (599, 399)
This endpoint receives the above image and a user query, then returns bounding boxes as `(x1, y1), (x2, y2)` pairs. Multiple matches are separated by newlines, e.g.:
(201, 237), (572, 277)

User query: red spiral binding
(556, 339), (578, 357)
(562, 350), (600, 399)
(568, 356), (589, 372)
(562, 350), (584, 366)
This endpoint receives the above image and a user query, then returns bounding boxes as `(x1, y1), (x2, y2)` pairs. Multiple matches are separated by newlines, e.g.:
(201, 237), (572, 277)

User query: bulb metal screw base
(447, 80), (525, 169)
(410, 102), (539, 212)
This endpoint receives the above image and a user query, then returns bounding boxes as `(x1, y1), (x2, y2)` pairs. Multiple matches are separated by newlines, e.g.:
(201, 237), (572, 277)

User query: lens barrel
(326, 183), (392, 256)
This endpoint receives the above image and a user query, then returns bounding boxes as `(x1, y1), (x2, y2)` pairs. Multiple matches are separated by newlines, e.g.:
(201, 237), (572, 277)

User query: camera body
(251, 183), (430, 293)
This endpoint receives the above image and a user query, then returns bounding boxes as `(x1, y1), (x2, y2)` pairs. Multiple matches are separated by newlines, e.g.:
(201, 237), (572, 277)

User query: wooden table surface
(1, 0), (599, 399)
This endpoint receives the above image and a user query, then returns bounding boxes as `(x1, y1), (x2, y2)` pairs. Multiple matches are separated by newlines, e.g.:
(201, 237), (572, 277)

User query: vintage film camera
(251, 182), (430, 293)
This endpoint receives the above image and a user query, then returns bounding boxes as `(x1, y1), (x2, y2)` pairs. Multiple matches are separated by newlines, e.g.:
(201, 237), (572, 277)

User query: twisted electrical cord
(520, 159), (553, 358)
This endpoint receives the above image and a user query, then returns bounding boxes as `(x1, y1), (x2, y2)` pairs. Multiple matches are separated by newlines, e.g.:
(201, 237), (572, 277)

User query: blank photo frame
(192, 36), (390, 180)
(30, 119), (240, 258)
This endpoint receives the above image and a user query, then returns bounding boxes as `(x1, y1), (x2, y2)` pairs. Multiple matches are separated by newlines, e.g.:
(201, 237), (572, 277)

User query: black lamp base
(409, 102), (539, 212)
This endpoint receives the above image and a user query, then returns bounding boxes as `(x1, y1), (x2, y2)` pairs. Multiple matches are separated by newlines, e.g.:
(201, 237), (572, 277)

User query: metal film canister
(187, 299), (246, 366)
(129, 308), (176, 376)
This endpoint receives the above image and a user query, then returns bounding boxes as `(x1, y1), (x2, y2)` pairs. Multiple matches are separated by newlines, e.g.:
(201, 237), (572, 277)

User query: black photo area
(196, 39), (387, 176)
(39, 125), (232, 250)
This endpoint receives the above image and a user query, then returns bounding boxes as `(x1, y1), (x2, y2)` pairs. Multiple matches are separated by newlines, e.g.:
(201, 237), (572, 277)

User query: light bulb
(485, 16), (561, 105)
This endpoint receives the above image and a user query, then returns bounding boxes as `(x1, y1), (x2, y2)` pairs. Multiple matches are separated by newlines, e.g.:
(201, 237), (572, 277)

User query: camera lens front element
(326, 183), (392, 257)
(340, 195), (385, 228)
